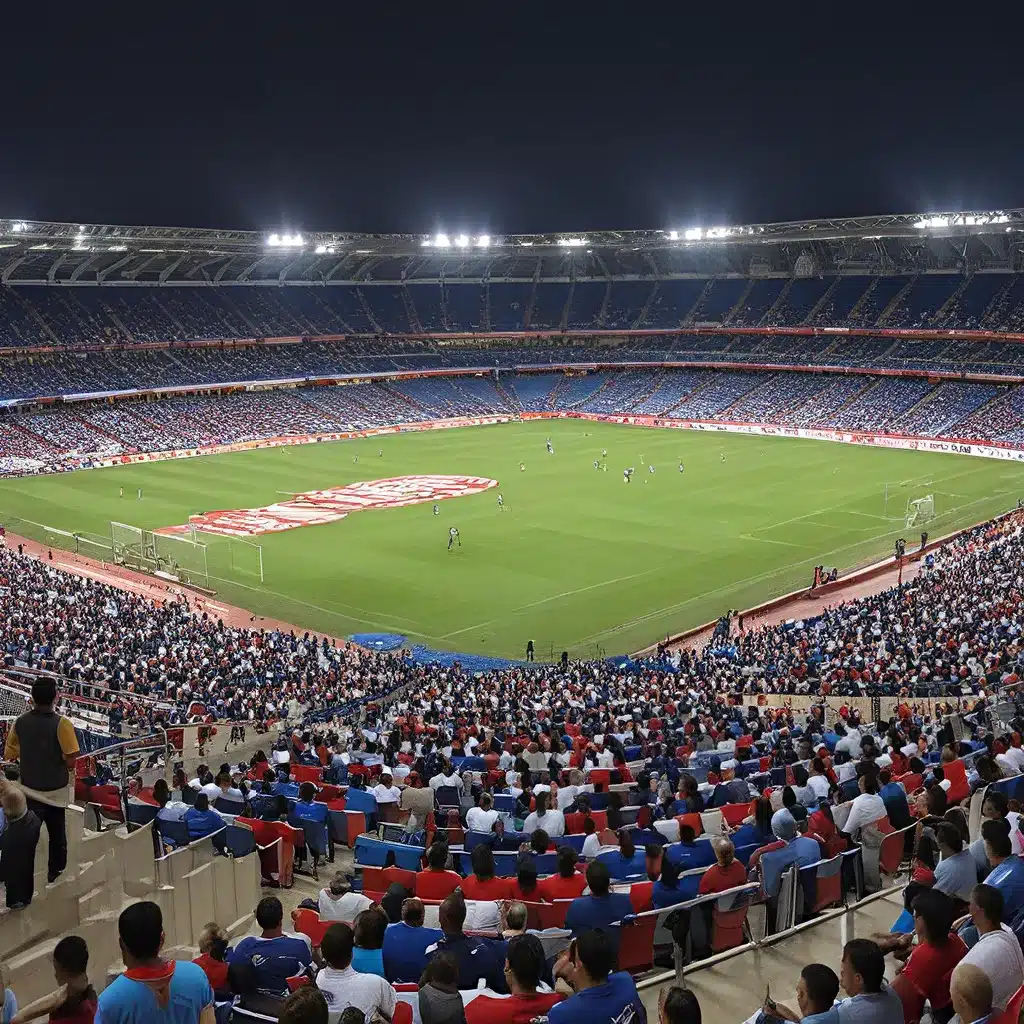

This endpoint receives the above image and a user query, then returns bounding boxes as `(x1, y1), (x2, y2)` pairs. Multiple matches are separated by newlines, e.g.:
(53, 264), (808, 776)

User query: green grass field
(1, 420), (1021, 659)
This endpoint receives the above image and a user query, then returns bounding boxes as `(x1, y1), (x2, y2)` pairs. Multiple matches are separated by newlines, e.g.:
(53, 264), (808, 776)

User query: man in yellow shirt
(3, 678), (80, 882)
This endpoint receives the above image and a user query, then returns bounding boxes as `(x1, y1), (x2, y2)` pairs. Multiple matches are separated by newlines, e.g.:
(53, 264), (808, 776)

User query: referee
(3, 677), (79, 883)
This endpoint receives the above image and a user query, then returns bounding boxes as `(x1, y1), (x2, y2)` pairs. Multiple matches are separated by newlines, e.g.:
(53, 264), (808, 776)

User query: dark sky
(1, 7), (1019, 235)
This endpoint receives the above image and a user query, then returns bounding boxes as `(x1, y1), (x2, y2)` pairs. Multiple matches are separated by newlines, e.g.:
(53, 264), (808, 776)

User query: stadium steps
(522, 265), (541, 331)
(721, 278), (755, 326)
(876, 274), (919, 326)
(660, 372), (718, 415)
(980, 276), (1018, 328)
(356, 288), (384, 333)
(98, 302), (136, 342)
(828, 377), (878, 417)
(932, 272), (974, 324)
(482, 281), (492, 331)
(73, 416), (122, 445)
(847, 277), (880, 322)
(11, 289), (63, 346)
(546, 375), (569, 409)
(595, 280), (612, 326)
(401, 286), (423, 333)
(945, 387), (1015, 437)
(558, 282), (573, 331)
(803, 275), (843, 324)
(7, 419), (56, 451)
(758, 278), (794, 326)
(713, 374), (772, 419)
(494, 378), (520, 410)
(217, 290), (263, 337)
(681, 278), (715, 326)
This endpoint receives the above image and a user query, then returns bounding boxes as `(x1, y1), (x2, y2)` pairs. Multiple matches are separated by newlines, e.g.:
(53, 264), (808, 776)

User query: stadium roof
(2, 209), (1024, 285)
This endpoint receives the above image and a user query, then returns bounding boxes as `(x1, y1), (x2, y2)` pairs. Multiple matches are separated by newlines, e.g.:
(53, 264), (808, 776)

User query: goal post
(906, 494), (936, 529)
(192, 529), (264, 585)
(110, 521), (156, 570)
(152, 531), (209, 587)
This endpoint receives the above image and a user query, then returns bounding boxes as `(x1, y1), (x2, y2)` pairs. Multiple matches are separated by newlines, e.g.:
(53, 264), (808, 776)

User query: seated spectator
(351, 907), (388, 977)
(226, 962), (283, 1021)
(416, 842), (463, 900)
(549, 930), (645, 1024)
(1, 966), (15, 1024)
(538, 846), (588, 902)
(807, 759), (833, 803)
(418, 951), (465, 1024)
(371, 771), (401, 805)
(981, 819), (1024, 922)
(0, 784), (41, 909)
(932, 822), (977, 905)
(763, 963), (840, 1024)
(782, 787), (808, 824)
(956, 884), (1024, 1010)
(501, 902), (529, 940)
(383, 896), (443, 984)
(949, 964), (993, 1024)
(597, 829), (646, 879)
(564, 862), (633, 951)
(183, 793), (224, 840)
(731, 796), (775, 849)
(98, 902), (213, 1024)
(427, 892), (508, 992)
(652, 858), (687, 910)
(891, 889), (967, 1024)
(839, 766), (888, 843)
(523, 791), (565, 838)
(229, 896), (313, 997)
(279, 987), (328, 1024)
(214, 773), (244, 805)
(508, 859), (541, 902)
(465, 934), (563, 1024)
(193, 922), (231, 997)
(698, 838), (748, 896)
(316, 923), (396, 1021)
(318, 873), (373, 922)
(461, 845), (513, 901)
(467, 793), (499, 834)
(879, 769), (913, 829)
(659, 986), (702, 1024)
(8, 934), (96, 1024)
(665, 825), (717, 870)
(832, 938), (903, 1024)
(153, 778), (189, 821)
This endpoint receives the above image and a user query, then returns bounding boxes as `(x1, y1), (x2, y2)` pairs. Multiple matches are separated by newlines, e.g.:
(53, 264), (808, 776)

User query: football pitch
(1, 420), (1021, 659)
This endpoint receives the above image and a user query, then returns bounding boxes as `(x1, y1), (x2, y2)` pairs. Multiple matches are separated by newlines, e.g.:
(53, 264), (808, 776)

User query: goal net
(153, 531), (209, 586)
(197, 530), (264, 584)
(110, 520), (156, 569)
(906, 495), (936, 529)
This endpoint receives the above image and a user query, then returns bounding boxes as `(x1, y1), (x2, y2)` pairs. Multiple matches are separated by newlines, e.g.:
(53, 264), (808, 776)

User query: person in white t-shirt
(466, 793), (499, 834)
(316, 921), (397, 1019)
(595, 745), (615, 769)
(957, 882), (1024, 1010)
(807, 757), (832, 800)
(429, 762), (463, 793)
(372, 772), (401, 804)
(318, 876), (374, 922)
(840, 770), (888, 838)
(522, 791), (565, 837)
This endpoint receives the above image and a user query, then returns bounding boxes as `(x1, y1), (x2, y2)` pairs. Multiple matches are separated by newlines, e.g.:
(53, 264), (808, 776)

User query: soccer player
(119, 486), (123, 497)
(497, 494), (504, 510)
(678, 461), (684, 473)
(593, 459), (600, 470)
(137, 488), (143, 500)
(448, 526), (460, 550)
(602, 448), (607, 459)
(519, 461), (526, 472)
(546, 438), (554, 454)
(623, 468), (632, 484)
(353, 455), (359, 463)
(649, 464), (656, 474)
(378, 448), (383, 457)
(720, 452), (726, 463)
(433, 503), (440, 516)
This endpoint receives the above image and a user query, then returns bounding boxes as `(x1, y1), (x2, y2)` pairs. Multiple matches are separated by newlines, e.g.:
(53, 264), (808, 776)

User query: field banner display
(155, 474), (498, 538)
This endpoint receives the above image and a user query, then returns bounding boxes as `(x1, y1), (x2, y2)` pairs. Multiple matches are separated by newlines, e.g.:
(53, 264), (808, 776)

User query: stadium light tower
(455, 234), (470, 248)
(476, 235), (491, 247)
(434, 233), (450, 247)
(266, 232), (304, 247)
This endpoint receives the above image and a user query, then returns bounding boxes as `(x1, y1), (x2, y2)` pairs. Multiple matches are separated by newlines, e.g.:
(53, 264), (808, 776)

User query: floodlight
(667, 230), (679, 241)
(421, 239), (432, 246)
(455, 234), (470, 248)
(267, 233), (281, 246)
(315, 244), (327, 254)
(913, 216), (949, 229)
(476, 235), (491, 247)
(706, 226), (733, 239)
(519, 241), (534, 246)
(435, 233), (450, 247)
(558, 237), (587, 247)
(684, 228), (702, 241)
(11, 221), (27, 233)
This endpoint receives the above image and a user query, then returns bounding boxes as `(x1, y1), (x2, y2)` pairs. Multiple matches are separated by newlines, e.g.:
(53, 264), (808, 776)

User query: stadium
(5, 207), (1024, 1024)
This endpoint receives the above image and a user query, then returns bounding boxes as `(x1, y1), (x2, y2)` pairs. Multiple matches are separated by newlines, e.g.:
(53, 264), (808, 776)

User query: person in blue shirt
(664, 826), (717, 870)
(229, 896), (313, 997)
(182, 793), (224, 840)
(549, 929), (646, 1024)
(763, 963), (841, 1024)
(877, 769), (912, 829)
(383, 897), (443, 982)
(651, 858), (688, 910)
(97, 900), (213, 1024)
(981, 819), (1024, 924)
(564, 861), (634, 954)
(597, 830), (647, 880)
(427, 892), (507, 992)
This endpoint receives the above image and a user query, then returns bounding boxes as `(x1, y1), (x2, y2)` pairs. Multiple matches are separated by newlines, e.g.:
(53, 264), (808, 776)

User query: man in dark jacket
(0, 784), (42, 908)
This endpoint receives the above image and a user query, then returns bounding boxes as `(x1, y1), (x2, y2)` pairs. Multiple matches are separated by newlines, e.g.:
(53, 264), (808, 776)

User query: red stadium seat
(293, 909), (331, 947)
(617, 914), (656, 973)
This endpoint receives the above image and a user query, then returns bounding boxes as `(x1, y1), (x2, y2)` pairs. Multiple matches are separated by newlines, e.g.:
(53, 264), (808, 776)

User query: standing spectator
(0, 785), (41, 909)
(98, 902), (213, 1024)
(316, 923), (396, 1021)
(2, 678), (78, 884)
(229, 897), (313, 997)
(549, 930), (645, 1024)
(9, 935), (97, 1024)
(383, 897), (443, 983)
(956, 884), (1024, 1011)
(464, 935), (564, 1024)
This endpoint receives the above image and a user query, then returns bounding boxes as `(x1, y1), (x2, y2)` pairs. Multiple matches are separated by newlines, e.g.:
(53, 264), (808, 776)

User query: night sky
(2, 7), (1019, 235)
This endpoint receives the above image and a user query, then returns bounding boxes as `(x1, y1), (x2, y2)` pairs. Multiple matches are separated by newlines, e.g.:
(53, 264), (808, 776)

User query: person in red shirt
(890, 889), (967, 1024)
(192, 922), (230, 996)
(461, 845), (513, 901)
(537, 846), (588, 902)
(9, 935), (98, 1024)
(698, 838), (748, 896)
(464, 933), (563, 1024)
(416, 841), (463, 901)
(507, 859), (542, 903)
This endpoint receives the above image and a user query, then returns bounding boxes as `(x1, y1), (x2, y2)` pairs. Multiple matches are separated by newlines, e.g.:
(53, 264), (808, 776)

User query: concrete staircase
(3, 797), (258, 1004)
